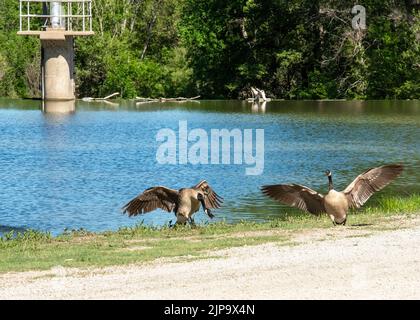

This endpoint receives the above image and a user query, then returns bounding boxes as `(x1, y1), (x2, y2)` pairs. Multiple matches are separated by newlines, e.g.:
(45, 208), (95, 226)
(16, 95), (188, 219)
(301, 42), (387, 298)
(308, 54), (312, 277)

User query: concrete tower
(18, 1), (94, 112)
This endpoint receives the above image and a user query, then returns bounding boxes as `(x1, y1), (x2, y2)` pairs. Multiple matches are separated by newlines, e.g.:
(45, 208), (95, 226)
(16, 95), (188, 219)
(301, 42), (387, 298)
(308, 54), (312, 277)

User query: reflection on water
(0, 225), (27, 237)
(0, 98), (419, 235)
(42, 100), (76, 113)
(0, 225), (27, 233)
(251, 101), (267, 113)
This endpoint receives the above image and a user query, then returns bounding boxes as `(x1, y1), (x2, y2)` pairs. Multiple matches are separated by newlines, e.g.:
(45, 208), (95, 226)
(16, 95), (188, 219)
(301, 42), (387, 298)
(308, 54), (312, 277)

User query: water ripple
(0, 99), (419, 235)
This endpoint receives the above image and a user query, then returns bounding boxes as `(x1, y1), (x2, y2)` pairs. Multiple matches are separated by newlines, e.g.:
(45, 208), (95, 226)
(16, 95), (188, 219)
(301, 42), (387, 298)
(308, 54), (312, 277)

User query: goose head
(325, 170), (334, 190)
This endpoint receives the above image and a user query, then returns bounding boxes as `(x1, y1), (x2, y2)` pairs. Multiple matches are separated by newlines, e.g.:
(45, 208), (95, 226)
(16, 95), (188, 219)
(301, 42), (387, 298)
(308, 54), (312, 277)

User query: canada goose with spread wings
(122, 180), (223, 225)
(261, 164), (403, 226)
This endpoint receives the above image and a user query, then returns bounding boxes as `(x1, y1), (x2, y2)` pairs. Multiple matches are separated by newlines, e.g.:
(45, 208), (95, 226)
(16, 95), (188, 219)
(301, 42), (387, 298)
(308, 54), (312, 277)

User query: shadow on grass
(349, 223), (374, 227)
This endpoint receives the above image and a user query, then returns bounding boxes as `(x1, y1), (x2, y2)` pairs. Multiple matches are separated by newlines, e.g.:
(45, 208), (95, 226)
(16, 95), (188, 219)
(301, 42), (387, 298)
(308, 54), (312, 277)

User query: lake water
(0, 99), (419, 235)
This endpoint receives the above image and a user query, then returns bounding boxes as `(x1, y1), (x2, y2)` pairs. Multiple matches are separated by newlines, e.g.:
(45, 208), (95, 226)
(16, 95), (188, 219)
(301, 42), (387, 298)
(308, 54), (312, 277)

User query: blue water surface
(0, 99), (419, 235)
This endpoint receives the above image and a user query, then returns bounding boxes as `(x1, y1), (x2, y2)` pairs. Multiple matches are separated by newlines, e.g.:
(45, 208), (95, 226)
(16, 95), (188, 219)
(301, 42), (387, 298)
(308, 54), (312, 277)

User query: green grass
(0, 194), (419, 273)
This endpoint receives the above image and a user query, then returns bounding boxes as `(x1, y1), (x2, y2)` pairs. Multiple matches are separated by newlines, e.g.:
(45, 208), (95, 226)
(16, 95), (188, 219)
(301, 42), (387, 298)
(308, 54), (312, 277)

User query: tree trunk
(141, 0), (162, 60)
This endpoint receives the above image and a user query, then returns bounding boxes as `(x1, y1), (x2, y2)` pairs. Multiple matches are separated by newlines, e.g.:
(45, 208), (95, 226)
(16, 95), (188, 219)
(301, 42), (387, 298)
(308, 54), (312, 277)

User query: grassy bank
(1, 195), (419, 273)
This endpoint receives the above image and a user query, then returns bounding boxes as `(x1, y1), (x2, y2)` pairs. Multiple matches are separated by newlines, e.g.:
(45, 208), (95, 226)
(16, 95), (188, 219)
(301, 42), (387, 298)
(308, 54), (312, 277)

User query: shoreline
(1, 214), (419, 299)
(0, 194), (419, 273)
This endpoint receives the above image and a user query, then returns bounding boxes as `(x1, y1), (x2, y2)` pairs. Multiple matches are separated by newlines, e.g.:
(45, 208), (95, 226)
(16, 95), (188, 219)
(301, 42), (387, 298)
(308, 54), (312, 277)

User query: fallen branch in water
(82, 92), (120, 102)
(135, 96), (201, 103)
(247, 87), (271, 102)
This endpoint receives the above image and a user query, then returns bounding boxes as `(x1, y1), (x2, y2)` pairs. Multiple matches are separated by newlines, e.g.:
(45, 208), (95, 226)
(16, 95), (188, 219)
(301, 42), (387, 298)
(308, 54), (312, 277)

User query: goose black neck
(197, 194), (206, 208)
(328, 175), (334, 190)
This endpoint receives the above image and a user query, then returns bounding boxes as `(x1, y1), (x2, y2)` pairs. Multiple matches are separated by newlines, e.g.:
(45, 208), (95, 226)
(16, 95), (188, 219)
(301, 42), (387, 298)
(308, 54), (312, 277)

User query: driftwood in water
(82, 92), (120, 101)
(250, 87), (259, 99)
(135, 96), (201, 104)
(248, 87), (271, 102)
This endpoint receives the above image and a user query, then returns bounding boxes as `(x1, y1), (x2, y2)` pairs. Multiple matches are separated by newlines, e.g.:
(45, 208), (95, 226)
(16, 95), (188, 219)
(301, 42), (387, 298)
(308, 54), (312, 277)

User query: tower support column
(41, 36), (75, 101)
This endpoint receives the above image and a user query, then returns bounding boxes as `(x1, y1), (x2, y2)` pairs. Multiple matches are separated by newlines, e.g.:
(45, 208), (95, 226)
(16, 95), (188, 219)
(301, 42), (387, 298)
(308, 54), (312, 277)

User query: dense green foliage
(0, 0), (418, 99)
(0, 0), (40, 98)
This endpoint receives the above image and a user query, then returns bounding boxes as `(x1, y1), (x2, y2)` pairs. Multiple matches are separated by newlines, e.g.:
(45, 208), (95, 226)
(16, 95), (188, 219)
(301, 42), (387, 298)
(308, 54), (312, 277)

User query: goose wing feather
(261, 184), (326, 215)
(343, 164), (404, 209)
(122, 186), (179, 217)
(193, 180), (224, 209)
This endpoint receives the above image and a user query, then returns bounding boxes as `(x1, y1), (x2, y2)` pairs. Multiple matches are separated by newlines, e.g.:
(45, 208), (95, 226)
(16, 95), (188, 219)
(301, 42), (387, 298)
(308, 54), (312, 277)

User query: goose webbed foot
(339, 218), (347, 226)
(333, 219), (347, 226)
(188, 217), (197, 227)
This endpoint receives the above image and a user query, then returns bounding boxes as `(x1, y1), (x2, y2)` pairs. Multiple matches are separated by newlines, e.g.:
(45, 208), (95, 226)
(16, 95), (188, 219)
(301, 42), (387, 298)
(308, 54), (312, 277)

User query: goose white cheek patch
(156, 121), (265, 176)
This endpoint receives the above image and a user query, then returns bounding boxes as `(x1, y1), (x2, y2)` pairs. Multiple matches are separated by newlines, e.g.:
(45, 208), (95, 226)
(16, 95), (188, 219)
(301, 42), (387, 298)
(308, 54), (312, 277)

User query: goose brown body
(261, 164), (403, 226)
(324, 190), (348, 224)
(122, 180), (223, 225)
(176, 188), (202, 223)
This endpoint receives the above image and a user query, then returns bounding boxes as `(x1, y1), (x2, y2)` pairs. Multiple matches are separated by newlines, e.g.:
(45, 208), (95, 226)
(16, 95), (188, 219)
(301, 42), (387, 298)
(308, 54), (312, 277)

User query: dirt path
(1, 223), (419, 299)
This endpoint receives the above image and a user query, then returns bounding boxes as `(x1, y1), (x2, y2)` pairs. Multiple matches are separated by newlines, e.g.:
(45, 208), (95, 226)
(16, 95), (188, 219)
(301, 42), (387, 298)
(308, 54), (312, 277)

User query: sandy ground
(0, 222), (419, 300)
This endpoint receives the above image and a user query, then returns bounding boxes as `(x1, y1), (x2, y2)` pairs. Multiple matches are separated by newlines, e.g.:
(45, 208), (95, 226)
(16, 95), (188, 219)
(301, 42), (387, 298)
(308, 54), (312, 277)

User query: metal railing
(19, 0), (93, 33)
